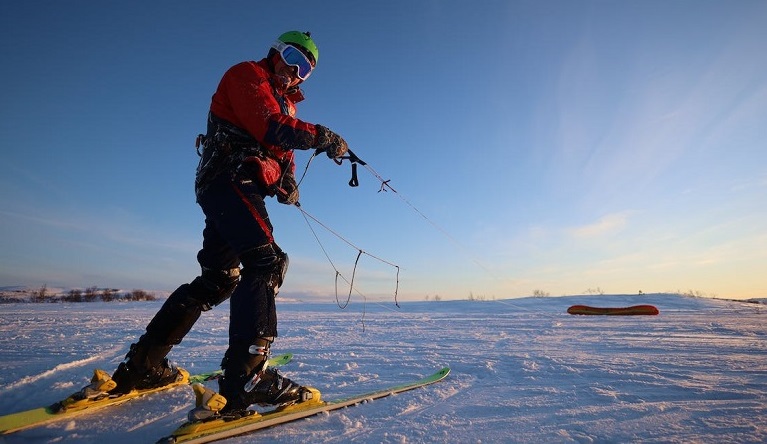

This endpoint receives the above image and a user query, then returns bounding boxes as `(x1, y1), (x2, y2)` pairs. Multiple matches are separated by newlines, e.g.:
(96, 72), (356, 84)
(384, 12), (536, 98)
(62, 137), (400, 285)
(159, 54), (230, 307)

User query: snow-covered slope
(0, 294), (765, 443)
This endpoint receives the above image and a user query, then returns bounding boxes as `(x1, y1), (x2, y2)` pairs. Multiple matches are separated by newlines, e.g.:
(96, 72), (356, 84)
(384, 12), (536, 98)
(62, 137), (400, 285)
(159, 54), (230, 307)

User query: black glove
(276, 173), (299, 205)
(315, 125), (349, 159)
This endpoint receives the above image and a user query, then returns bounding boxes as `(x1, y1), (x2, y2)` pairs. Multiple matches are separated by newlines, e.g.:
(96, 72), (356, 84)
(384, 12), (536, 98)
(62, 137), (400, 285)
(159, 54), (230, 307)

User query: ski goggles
(272, 41), (314, 81)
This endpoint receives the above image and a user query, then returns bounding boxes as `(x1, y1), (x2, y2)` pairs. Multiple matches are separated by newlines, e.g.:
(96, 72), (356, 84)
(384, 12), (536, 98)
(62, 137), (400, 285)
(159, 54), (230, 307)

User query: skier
(107, 31), (348, 418)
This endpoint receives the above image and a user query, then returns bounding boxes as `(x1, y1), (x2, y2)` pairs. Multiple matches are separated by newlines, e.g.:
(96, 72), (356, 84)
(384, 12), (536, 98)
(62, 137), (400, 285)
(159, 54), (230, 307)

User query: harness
(195, 83), (296, 198)
(195, 112), (292, 199)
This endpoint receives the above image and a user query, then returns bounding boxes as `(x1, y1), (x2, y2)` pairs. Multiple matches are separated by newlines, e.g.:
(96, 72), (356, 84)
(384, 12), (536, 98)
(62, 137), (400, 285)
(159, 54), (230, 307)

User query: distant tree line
(0, 285), (157, 304)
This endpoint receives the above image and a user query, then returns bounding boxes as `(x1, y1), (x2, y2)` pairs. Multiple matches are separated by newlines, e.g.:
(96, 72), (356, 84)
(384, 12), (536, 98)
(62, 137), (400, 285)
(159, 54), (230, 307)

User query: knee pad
(240, 244), (289, 293)
(145, 283), (205, 346)
(144, 268), (239, 345)
(190, 267), (241, 310)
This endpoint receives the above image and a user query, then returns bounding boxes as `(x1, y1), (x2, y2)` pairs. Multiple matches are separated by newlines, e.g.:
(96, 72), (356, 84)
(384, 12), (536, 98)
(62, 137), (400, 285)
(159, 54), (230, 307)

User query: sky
(1, 1), (765, 302)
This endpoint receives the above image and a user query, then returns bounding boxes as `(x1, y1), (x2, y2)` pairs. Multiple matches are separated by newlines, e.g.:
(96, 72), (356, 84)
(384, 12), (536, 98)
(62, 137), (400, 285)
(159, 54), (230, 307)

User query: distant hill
(0, 285), (163, 303)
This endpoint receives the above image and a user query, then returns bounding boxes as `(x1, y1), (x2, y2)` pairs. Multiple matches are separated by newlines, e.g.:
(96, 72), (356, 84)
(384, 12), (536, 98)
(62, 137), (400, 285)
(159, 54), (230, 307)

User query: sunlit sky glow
(1, 1), (765, 301)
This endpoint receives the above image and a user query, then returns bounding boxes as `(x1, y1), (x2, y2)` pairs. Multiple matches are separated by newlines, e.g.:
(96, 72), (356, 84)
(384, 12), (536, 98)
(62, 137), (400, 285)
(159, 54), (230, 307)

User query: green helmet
(277, 31), (319, 65)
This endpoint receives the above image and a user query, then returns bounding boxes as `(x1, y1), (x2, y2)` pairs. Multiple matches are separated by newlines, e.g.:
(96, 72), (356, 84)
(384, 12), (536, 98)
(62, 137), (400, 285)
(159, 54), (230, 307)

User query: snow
(1, 294), (765, 443)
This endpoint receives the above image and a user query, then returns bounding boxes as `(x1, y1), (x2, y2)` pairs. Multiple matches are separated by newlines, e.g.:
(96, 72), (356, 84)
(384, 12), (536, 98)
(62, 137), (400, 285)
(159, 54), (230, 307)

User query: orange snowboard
(567, 304), (659, 315)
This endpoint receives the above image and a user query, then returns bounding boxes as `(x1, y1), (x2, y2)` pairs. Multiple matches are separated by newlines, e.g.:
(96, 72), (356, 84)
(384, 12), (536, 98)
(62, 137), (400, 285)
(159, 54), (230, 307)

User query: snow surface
(0, 294), (765, 443)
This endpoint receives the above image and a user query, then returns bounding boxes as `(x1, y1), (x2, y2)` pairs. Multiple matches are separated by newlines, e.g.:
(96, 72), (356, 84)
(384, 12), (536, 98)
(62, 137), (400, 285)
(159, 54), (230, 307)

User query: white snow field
(0, 294), (765, 443)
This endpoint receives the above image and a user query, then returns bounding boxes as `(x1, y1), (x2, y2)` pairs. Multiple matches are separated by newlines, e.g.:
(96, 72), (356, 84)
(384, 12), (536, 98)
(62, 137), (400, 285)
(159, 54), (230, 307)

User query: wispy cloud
(544, 10), (767, 206)
(0, 208), (197, 253)
(567, 212), (630, 240)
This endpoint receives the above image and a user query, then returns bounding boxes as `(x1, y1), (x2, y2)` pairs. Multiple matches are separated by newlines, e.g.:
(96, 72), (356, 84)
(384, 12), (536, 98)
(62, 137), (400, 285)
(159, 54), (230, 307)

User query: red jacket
(209, 59), (319, 171)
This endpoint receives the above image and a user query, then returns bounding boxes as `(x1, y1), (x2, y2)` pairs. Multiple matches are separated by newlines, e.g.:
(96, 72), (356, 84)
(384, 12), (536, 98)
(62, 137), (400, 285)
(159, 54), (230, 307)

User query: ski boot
(226, 366), (316, 408)
(187, 369), (320, 422)
(215, 338), (317, 418)
(110, 340), (184, 394)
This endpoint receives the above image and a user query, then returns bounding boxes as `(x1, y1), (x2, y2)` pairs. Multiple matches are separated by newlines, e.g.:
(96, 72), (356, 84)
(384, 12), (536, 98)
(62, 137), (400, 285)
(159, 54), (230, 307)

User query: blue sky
(1, 1), (765, 301)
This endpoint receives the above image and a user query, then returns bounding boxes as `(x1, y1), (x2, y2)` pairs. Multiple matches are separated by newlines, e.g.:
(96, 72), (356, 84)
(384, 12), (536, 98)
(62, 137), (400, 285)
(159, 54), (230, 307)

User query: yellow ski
(0, 353), (293, 435)
(158, 367), (451, 444)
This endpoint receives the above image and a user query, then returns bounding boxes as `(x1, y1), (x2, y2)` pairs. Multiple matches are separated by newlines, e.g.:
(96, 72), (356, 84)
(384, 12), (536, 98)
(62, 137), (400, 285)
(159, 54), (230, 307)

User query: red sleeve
(209, 61), (318, 155)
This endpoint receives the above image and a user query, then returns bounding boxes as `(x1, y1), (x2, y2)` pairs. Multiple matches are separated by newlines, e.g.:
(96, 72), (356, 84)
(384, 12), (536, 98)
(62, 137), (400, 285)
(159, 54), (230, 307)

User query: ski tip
(273, 352), (293, 364)
(416, 367), (450, 386)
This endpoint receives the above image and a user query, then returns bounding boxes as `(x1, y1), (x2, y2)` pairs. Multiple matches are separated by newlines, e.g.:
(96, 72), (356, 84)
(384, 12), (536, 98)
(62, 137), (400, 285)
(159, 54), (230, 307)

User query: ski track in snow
(0, 294), (765, 443)
(0, 346), (123, 394)
(124, 401), (188, 432)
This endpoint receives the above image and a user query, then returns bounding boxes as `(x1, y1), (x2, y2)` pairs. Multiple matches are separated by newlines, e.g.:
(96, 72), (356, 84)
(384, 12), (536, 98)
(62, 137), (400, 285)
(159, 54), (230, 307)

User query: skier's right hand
(276, 172), (300, 205)
(314, 125), (349, 159)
